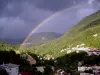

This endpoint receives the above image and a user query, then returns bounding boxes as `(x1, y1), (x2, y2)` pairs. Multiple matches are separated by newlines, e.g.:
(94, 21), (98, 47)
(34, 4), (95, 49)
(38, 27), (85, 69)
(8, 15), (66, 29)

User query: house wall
(5, 67), (19, 75)
(78, 66), (100, 75)
(88, 52), (100, 55)
(5, 68), (11, 74)
(11, 67), (19, 75)
(78, 67), (87, 72)
(36, 66), (44, 73)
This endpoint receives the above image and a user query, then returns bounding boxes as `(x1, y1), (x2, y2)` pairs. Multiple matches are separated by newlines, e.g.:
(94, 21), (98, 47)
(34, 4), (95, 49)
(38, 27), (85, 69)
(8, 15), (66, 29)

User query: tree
(44, 65), (53, 75)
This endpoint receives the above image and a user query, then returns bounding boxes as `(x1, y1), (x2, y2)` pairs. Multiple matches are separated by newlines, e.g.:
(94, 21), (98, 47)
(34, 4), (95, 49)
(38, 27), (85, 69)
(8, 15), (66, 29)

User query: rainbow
(20, 2), (87, 48)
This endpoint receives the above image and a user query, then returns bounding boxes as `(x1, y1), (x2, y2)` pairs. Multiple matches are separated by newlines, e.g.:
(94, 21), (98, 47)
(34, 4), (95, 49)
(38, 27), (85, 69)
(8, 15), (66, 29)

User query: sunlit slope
(0, 41), (15, 51)
(64, 10), (100, 37)
(31, 10), (100, 57)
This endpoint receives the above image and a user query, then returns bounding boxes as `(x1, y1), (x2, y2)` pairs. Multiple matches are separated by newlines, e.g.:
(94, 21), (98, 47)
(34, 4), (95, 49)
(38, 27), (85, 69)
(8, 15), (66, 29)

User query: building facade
(0, 63), (19, 75)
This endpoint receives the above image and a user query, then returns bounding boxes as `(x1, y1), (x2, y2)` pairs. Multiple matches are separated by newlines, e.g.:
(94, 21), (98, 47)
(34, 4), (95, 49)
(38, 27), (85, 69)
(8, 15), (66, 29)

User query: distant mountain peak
(21, 32), (62, 48)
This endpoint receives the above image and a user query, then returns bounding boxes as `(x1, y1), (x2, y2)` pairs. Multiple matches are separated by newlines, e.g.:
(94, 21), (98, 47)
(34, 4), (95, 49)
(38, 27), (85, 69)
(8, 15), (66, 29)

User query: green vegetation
(0, 45), (100, 75)
(0, 10), (100, 75)
(0, 41), (16, 51)
(27, 10), (100, 57)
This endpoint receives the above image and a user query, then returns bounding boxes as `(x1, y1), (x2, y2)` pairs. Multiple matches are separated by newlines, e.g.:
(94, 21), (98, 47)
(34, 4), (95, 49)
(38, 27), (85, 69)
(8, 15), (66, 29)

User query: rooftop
(0, 63), (19, 68)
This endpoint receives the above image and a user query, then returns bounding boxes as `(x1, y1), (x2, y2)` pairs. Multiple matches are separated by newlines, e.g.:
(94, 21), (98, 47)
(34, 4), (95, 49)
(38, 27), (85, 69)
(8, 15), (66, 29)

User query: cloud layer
(0, 0), (99, 39)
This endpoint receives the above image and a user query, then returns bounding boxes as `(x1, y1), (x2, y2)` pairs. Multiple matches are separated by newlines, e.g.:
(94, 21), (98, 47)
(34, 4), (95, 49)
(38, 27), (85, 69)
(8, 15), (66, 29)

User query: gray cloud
(35, 4), (99, 33)
(0, 0), (54, 38)
(0, 0), (99, 40)
(33, 0), (88, 11)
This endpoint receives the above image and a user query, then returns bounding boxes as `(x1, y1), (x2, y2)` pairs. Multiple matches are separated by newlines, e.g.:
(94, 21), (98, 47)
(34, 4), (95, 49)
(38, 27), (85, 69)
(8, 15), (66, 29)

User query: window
(10, 69), (11, 70)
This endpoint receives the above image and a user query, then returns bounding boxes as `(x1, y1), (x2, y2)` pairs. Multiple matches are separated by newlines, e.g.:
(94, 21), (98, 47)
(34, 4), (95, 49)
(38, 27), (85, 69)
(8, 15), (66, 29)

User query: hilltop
(28, 10), (100, 57)
(21, 32), (62, 48)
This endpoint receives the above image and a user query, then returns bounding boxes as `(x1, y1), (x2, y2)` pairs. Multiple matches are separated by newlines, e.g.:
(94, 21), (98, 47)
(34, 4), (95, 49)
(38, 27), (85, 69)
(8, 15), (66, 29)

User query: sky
(0, 0), (100, 39)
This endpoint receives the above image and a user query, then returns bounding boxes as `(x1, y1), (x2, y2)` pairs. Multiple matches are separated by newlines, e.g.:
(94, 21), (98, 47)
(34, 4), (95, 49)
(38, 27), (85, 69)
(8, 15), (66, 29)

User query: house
(78, 65), (100, 75)
(0, 63), (19, 75)
(36, 66), (45, 73)
(26, 54), (36, 65)
(88, 48), (100, 55)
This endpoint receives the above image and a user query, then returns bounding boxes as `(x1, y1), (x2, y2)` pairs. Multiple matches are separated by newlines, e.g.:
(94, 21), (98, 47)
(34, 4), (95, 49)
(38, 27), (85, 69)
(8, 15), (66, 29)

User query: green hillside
(64, 10), (100, 37)
(0, 41), (16, 51)
(27, 10), (100, 57)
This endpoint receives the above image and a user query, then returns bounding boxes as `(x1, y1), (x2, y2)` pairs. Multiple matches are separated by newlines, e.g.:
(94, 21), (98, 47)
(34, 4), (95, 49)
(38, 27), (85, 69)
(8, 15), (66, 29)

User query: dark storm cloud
(0, 0), (99, 39)
(33, 0), (87, 11)
(0, 0), (30, 17)
(0, 0), (54, 38)
(0, 0), (86, 17)
(0, 0), (22, 15)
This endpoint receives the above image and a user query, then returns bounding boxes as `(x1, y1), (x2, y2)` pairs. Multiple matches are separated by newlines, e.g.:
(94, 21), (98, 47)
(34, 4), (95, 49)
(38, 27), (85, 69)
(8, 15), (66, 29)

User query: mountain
(21, 32), (62, 47)
(29, 10), (100, 57)
(0, 38), (24, 44)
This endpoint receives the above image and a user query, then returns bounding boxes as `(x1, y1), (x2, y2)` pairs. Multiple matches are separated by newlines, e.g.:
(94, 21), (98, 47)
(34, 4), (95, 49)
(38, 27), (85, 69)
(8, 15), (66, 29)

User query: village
(0, 47), (100, 75)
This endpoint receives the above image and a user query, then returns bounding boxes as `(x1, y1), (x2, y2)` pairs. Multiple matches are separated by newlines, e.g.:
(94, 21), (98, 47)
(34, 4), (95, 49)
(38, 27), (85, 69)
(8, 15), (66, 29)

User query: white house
(88, 48), (100, 55)
(36, 66), (45, 73)
(78, 65), (100, 75)
(0, 63), (19, 75)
